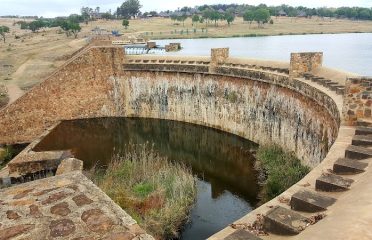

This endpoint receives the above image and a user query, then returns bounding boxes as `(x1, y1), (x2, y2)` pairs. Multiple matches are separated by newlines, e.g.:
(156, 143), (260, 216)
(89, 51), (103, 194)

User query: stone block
(355, 126), (372, 136)
(357, 119), (372, 127)
(289, 52), (323, 78)
(211, 48), (229, 65)
(264, 206), (308, 235)
(333, 158), (368, 175)
(146, 41), (156, 49)
(224, 229), (262, 240)
(345, 145), (372, 160)
(352, 135), (372, 147)
(56, 158), (83, 175)
(290, 189), (336, 212)
(315, 173), (353, 192)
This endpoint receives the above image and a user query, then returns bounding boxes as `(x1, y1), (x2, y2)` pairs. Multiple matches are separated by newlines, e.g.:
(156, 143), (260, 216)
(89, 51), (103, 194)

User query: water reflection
(34, 118), (260, 239)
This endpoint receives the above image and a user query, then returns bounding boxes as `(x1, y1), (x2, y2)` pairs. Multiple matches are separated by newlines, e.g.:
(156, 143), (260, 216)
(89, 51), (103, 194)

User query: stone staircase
(302, 73), (345, 95)
(223, 119), (372, 240)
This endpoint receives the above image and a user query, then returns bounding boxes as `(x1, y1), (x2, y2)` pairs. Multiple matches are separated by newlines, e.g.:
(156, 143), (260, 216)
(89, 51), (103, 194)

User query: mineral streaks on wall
(116, 71), (337, 167)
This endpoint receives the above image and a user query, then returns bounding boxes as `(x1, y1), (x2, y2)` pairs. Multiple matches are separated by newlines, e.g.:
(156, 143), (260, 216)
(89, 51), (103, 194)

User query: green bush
(256, 144), (310, 201)
(92, 143), (196, 239)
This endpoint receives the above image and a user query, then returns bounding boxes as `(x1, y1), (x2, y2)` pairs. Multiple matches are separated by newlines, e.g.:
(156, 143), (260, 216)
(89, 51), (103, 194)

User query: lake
(157, 33), (372, 76)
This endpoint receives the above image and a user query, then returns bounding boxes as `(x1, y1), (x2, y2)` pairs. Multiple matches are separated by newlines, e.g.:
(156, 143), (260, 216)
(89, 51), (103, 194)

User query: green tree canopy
(254, 8), (271, 28)
(117, 0), (142, 19)
(0, 26), (10, 43)
(122, 19), (129, 29)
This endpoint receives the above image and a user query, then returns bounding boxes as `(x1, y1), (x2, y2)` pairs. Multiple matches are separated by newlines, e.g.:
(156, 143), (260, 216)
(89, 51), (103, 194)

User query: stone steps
(345, 145), (372, 160)
(290, 189), (336, 212)
(352, 135), (372, 147)
(263, 206), (308, 235)
(355, 126), (372, 136)
(357, 119), (372, 127)
(333, 158), (368, 175)
(315, 173), (354, 192)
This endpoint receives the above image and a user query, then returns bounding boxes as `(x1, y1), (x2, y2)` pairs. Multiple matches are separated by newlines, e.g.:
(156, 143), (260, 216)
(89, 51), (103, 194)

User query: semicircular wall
(0, 46), (340, 168)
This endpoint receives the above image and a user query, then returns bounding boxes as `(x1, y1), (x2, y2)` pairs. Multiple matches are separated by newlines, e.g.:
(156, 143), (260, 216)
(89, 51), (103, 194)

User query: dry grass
(91, 143), (196, 240)
(82, 16), (372, 39)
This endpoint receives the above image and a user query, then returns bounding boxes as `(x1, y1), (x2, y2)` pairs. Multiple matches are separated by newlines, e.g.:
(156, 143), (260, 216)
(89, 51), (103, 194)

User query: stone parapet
(342, 77), (372, 125)
(290, 52), (323, 78)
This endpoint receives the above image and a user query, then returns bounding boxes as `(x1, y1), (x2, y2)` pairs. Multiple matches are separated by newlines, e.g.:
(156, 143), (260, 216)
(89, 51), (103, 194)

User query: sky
(1, 0), (372, 18)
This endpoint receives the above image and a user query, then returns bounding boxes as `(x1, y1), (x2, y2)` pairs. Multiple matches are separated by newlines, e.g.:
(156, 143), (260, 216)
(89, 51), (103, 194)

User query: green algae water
(34, 118), (260, 239)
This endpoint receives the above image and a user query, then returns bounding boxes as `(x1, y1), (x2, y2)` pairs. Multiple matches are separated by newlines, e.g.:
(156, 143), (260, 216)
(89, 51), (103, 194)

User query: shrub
(91, 143), (196, 239)
(256, 144), (310, 202)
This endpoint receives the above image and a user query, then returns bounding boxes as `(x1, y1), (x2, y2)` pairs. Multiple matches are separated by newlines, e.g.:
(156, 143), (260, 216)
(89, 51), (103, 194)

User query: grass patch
(0, 145), (16, 169)
(256, 144), (310, 202)
(91, 143), (196, 239)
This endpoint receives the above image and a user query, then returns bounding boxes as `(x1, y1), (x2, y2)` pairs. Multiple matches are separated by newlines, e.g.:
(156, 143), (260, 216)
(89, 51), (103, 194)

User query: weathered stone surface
(355, 126), (372, 135)
(13, 188), (34, 199)
(345, 145), (372, 160)
(289, 52), (323, 78)
(290, 189), (336, 212)
(56, 158), (83, 175)
(41, 191), (70, 205)
(357, 119), (372, 127)
(316, 173), (354, 192)
(7, 210), (21, 220)
(81, 209), (114, 233)
(50, 202), (71, 216)
(352, 135), (372, 146)
(0, 224), (35, 240)
(224, 229), (262, 240)
(29, 204), (43, 218)
(72, 194), (93, 206)
(49, 219), (76, 238)
(264, 206), (308, 235)
(101, 232), (135, 240)
(33, 187), (59, 196)
(333, 158), (368, 175)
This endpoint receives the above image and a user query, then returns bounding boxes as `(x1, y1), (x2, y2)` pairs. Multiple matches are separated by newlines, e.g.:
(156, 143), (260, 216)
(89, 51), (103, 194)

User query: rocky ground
(0, 84), (9, 108)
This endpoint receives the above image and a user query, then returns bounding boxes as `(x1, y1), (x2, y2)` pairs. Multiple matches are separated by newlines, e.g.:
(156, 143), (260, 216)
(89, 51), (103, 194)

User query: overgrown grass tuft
(256, 144), (310, 202)
(91, 143), (196, 239)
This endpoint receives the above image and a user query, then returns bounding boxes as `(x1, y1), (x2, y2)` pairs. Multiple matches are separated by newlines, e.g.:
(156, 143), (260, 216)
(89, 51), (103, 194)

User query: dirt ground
(0, 16), (372, 106)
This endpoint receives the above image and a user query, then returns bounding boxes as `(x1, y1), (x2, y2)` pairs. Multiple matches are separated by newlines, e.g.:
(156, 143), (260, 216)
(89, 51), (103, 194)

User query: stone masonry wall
(290, 52), (323, 78)
(0, 47), (124, 144)
(0, 47), (340, 167)
(115, 71), (338, 167)
(342, 77), (372, 125)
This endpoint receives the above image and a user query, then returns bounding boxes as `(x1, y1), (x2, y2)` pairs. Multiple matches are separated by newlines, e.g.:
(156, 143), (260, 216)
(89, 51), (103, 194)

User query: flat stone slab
(316, 173), (354, 192)
(290, 189), (336, 212)
(224, 229), (262, 240)
(0, 172), (153, 240)
(8, 151), (69, 176)
(357, 119), (372, 127)
(333, 158), (368, 175)
(56, 158), (83, 175)
(352, 135), (372, 147)
(263, 206), (308, 235)
(355, 126), (372, 136)
(345, 145), (372, 160)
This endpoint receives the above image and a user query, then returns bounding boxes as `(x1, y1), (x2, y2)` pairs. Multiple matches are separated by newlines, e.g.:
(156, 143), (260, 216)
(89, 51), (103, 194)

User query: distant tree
(117, 0), (142, 19)
(0, 26), (10, 43)
(28, 20), (45, 32)
(69, 22), (81, 38)
(177, 14), (188, 27)
(358, 9), (371, 20)
(254, 8), (271, 28)
(81, 7), (93, 21)
(102, 12), (114, 20)
(225, 12), (235, 26)
(170, 14), (178, 24)
(60, 21), (81, 38)
(243, 10), (254, 28)
(122, 19), (129, 29)
(210, 10), (221, 26)
(192, 15), (200, 27)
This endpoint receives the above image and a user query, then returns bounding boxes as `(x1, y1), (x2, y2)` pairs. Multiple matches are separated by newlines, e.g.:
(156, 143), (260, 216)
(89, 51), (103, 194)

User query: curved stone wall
(0, 46), (340, 167)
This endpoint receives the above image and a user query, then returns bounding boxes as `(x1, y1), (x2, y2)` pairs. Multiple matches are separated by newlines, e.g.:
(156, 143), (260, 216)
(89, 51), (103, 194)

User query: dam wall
(0, 46), (340, 167)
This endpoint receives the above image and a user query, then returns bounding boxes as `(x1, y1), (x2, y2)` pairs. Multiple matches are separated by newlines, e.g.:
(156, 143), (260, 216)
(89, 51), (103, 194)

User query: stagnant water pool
(34, 118), (260, 239)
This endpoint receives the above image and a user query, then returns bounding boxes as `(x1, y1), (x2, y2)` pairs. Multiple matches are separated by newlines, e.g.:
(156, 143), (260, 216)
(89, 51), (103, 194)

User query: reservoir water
(157, 33), (372, 76)
(34, 118), (260, 240)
